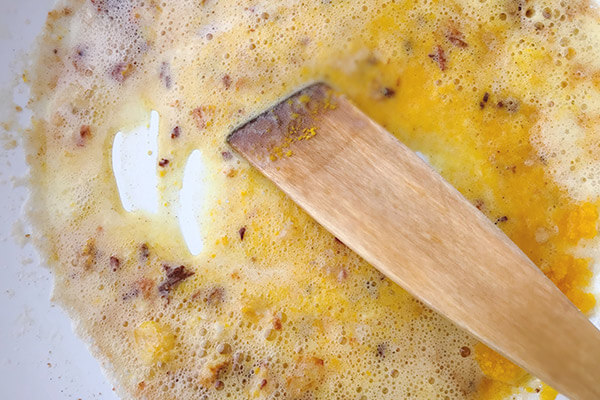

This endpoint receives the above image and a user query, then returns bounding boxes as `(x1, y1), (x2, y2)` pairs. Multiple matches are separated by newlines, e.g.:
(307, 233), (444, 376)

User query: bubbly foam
(23, 0), (600, 399)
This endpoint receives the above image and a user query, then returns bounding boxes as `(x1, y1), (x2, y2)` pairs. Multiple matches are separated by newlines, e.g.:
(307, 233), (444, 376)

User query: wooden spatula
(227, 83), (600, 399)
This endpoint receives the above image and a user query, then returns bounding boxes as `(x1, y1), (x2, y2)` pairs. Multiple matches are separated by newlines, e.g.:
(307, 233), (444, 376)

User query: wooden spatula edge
(228, 83), (600, 400)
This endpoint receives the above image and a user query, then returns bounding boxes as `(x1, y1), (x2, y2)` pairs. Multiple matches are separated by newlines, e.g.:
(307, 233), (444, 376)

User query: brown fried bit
(428, 45), (447, 71)
(111, 62), (134, 83)
(159, 62), (172, 89)
(239, 226), (247, 241)
(381, 87), (396, 98)
(170, 126), (181, 139)
(479, 92), (490, 109)
(221, 151), (233, 160)
(447, 28), (468, 48)
(158, 158), (170, 167)
(109, 256), (120, 271)
(139, 243), (150, 261)
(222, 74), (232, 89)
(76, 125), (92, 147)
(495, 215), (508, 224)
(460, 346), (471, 357)
(158, 264), (195, 296)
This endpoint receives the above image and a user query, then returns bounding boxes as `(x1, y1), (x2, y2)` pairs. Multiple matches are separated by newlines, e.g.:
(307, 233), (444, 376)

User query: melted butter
(23, 0), (600, 399)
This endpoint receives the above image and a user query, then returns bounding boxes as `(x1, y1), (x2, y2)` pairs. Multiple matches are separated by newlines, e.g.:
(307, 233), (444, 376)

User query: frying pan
(0, 1), (598, 399)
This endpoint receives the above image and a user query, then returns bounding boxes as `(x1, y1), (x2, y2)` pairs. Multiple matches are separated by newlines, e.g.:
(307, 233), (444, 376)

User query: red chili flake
(259, 379), (267, 389)
(460, 346), (471, 357)
(159, 62), (172, 89)
(109, 256), (120, 271)
(77, 125), (92, 147)
(239, 226), (246, 241)
(171, 126), (180, 139)
(221, 151), (233, 160)
(158, 158), (170, 167)
(428, 46), (447, 71)
(222, 74), (232, 89)
(158, 264), (195, 296)
(447, 28), (468, 48)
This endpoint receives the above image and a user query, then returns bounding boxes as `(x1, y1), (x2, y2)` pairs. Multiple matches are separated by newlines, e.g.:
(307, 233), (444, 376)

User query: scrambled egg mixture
(24, 0), (600, 398)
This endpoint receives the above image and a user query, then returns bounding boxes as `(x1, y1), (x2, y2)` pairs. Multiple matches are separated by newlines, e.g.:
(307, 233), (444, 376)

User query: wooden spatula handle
(228, 83), (600, 400)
